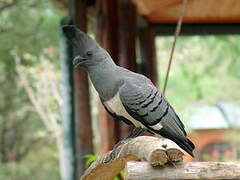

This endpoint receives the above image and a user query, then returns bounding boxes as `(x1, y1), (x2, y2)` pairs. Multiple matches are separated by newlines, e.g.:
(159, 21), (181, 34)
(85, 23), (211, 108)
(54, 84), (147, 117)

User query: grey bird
(62, 25), (195, 157)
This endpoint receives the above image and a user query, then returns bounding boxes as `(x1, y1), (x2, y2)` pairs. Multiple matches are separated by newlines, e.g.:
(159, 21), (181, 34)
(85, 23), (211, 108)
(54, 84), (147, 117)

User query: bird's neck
(88, 62), (121, 101)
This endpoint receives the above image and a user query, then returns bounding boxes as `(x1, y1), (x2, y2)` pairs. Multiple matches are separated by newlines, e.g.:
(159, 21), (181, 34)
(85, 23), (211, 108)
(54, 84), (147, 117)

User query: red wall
(184, 129), (226, 161)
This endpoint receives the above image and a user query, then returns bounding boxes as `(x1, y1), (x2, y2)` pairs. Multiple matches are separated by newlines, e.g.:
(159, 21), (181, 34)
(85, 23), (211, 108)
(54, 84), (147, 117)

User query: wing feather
(119, 81), (195, 156)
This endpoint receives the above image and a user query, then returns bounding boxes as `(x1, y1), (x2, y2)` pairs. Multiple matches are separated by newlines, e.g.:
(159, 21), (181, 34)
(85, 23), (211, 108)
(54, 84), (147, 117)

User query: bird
(62, 25), (195, 157)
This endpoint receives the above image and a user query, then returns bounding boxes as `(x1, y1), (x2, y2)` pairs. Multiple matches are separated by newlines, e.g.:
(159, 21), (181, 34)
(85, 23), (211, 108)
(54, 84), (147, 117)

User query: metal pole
(59, 17), (76, 180)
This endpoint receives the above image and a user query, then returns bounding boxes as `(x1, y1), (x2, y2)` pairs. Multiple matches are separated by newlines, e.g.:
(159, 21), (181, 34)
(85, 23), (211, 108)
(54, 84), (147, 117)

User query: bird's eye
(86, 51), (92, 57)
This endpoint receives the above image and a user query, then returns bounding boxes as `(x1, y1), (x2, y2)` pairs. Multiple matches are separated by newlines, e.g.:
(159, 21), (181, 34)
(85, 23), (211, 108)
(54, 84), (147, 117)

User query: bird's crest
(62, 25), (99, 56)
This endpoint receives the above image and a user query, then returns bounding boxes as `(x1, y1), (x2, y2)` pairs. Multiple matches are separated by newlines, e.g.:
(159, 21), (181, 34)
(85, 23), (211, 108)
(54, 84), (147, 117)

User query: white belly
(104, 93), (145, 128)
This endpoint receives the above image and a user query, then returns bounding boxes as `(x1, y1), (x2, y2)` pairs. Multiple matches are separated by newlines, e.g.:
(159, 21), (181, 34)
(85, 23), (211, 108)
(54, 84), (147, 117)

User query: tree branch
(0, 0), (18, 12)
(81, 136), (184, 180)
(14, 55), (60, 133)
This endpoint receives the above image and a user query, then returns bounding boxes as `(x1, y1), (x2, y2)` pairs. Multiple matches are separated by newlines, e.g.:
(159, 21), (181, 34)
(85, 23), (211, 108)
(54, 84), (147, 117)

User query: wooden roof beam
(152, 23), (240, 36)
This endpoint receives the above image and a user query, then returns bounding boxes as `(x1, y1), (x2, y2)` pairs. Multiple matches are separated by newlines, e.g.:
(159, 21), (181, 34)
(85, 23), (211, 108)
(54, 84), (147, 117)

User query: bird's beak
(73, 55), (87, 68)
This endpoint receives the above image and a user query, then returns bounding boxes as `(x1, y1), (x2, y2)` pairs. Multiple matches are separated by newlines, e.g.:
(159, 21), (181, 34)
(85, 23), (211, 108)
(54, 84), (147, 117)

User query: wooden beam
(131, 0), (240, 23)
(152, 23), (240, 36)
(118, 0), (137, 138)
(125, 161), (240, 180)
(70, 0), (93, 178)
(139, 25), (158, 85)
(95, 0), (121, 153)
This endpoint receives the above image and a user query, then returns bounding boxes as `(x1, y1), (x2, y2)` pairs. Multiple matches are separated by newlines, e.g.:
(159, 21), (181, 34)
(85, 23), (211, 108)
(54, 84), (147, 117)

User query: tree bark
(125, 161), (240, 180)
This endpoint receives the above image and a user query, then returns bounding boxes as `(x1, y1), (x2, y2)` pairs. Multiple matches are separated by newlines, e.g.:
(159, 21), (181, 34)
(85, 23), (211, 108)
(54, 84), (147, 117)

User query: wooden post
(118, 0), (137, 138)
(139, 25), (158, 85)
(96, 0), (121, 153)
(70, 0), (93, 178)
(119, 0), (137, 70)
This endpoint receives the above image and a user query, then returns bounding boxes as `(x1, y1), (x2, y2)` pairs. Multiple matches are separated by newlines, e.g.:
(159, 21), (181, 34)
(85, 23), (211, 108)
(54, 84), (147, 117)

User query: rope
(162, 0), (188, 95)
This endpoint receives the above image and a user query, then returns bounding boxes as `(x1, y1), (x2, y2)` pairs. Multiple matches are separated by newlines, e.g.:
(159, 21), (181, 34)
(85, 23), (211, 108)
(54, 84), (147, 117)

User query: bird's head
(62, 25), (109, 69)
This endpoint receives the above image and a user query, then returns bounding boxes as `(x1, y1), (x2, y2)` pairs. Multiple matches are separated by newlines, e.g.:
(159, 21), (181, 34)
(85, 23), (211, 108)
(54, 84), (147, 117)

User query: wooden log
(125, 161), (240, 180)
(80, 136), (184, 180)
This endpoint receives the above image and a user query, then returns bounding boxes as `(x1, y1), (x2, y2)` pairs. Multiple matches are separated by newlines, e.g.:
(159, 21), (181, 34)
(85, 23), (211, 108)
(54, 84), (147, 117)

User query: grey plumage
(62, 25), (195, 156)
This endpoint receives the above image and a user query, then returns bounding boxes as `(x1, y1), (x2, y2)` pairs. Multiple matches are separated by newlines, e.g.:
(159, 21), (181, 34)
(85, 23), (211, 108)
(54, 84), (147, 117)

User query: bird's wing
(119, 81), (195, 156)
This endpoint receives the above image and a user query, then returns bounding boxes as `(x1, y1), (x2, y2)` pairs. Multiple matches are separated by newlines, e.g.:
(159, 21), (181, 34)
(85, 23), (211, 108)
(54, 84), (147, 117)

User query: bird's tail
(173, 137), (195, 157)
(154, 128), (195, 157)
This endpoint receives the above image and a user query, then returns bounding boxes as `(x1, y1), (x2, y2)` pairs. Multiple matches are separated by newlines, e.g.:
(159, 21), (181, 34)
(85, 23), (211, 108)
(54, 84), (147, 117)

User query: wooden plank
(125, 161), (240, 180)
(70, 0), (93, 178)
(131, 0), (240, 23)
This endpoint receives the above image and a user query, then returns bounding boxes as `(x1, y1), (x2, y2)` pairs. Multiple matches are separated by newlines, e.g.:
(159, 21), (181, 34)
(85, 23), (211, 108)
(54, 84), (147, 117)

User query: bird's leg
(110, 127), (145, 159)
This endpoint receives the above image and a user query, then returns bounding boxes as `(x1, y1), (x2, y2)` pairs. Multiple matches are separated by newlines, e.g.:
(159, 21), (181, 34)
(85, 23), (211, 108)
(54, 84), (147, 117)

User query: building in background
(185, 101), (240, 161)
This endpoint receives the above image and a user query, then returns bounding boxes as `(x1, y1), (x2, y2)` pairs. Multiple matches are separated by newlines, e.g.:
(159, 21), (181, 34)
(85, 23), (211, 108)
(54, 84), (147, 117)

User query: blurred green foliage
(0, 0), (63, 179)
(156, 36), (240, 114)
(84, 154), (97, 167)
(0, 144), (60, 180)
